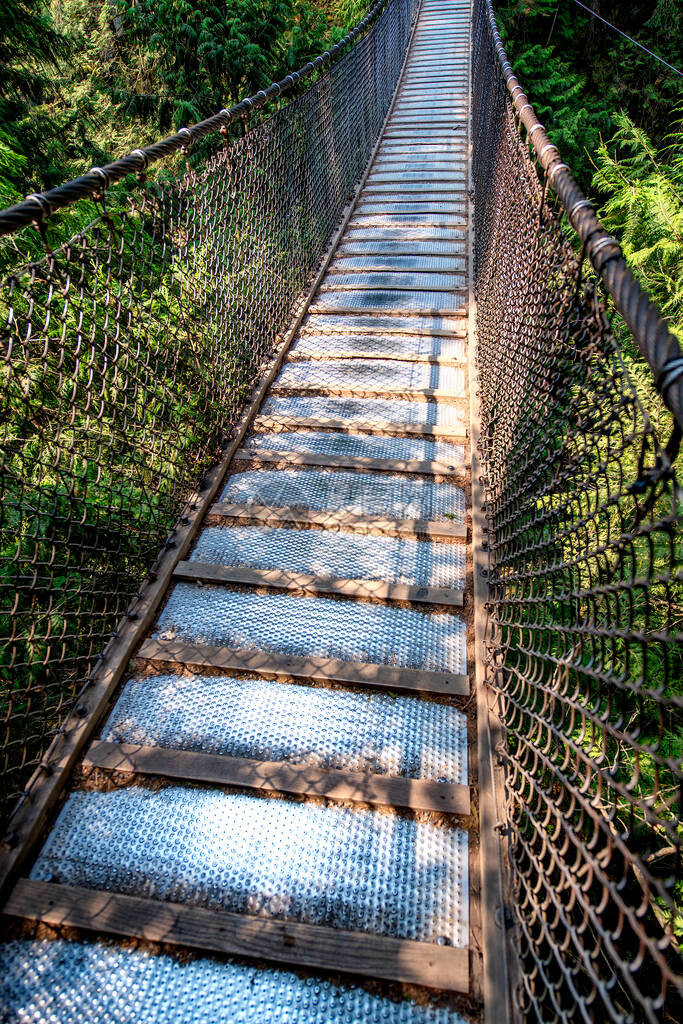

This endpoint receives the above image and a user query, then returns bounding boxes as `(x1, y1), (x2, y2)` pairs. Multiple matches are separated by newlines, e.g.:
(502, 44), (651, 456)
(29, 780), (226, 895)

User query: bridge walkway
(1, 2), (482, 1021)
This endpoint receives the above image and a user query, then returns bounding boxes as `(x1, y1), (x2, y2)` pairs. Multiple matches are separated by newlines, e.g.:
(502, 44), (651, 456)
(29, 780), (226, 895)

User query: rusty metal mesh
(0, 0), (417, 827)
(472, 1), (682, 1021)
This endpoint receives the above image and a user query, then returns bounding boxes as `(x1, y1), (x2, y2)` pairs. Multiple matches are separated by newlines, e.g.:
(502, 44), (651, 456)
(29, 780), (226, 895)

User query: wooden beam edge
(233, 449), (467, 478)
(137, 639), (470, 697)
(84, 741), (471, 816)
(270, 383), (468, 401)
(3, 880), (470, 993)
(210, 504), (468, 540)
(284, 351), (466, 366)
(254, 414), (467, 440)
(174, 561), (465, 608)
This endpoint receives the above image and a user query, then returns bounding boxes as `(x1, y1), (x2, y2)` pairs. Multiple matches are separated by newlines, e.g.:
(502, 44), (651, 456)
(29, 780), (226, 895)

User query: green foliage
(593, 109), (683, 341)
(509, 41), (610, 189)
(332, 0), (371, 30)
(117, 0), (295, 129)
(0, 0), (352, 218)
(496, 0), (683, 192)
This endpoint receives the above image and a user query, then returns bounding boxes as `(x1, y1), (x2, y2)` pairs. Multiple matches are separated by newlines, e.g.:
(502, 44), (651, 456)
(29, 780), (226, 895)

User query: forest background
(1, 1), (681, 335)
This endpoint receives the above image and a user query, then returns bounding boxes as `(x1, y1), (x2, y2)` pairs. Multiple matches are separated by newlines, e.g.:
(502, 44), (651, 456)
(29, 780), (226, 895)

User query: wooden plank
(138, 638), (470, 697)
(173, 560), (465, 607)
(286, 350), (465, 366)
(234, 448), (466, 478)
(271, 381), (467, 400)
(254, 414), (467, 441)
(210, 503), (467, 539)
(318, 282), (468, 295)
(84, 741), (471, 816)
(3, 880), (470, 992)
(307, 303), (466, 317)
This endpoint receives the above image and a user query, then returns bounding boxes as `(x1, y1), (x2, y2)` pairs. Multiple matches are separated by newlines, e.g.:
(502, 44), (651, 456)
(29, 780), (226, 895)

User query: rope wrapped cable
(0, 0), (391, 237)
(482, 0), (683, 430)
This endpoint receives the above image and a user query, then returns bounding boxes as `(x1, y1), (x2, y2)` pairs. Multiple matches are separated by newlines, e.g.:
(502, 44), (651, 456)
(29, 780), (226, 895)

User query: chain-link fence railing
(0, 0), (417, 830)
(472, 1), (682, 1021)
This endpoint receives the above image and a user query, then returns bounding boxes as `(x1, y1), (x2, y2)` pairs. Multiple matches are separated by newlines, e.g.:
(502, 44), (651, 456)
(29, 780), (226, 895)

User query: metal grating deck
(220, 468), (466, 522)
(309, 290), (466, 315)
(288, 332), (466, 360)
(242, 430), (466, 467)
(0, 941), (470, 1024)
(102, 673), (468, 783)
(259, 394), (467, 428)
(155, 583), (467, 675)
(190, 525), (466, 588)
(32, 788), (469, 944)
(275, 359), (466, 393)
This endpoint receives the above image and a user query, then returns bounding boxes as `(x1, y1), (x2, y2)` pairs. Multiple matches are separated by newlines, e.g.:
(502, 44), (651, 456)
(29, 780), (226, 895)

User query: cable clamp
(25, 192), (53, 221)
(548, 162), (569, 186)
(131, 149), (149, 171)
(657, 356), (683, 399)
(590, 235), (621, 260)
(568, 198), (593, 221)
(178, 127), (193, 154)
(89, 166), (111, 190)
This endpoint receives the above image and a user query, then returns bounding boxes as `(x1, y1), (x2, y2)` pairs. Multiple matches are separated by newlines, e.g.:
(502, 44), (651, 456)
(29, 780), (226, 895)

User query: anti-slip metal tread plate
(355, 203), (465, 215)
(309, 291), (466, 315)
(301, 314), (466, 338)
(371, 158), (467, 168)
(369, 168), (467, 179)
(328, 256), (466, 274)
(243, 432), (466, 468)
(388, 123), (467, 131)
(275, 359), (465, 394)
(220, 469), (466, 524)
(0, 940), (472, 1024)
(378, 146), (466, 156)
(259, 395), (467, 430)
(328, 256), (467, 275)
(154, 584), (467, 675)
(344, 227), (466, 242)
(389, 115), (467, 124)
(31, 788), (469, 945)
(350, 216), (466, 231)
(102, 672), (468, 784)
(363, 186), (466, 197)
(336, 240), (466, 258)
(321, 273), (466, 292)
(363, 183), (466, 193)
(189, 526), (465, 590)
(289, 333), (466, 360)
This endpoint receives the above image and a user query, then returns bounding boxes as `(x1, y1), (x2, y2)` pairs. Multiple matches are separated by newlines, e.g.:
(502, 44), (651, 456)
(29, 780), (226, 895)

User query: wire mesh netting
(0, 0), (417, 828)
(472, 1), (682, 1021)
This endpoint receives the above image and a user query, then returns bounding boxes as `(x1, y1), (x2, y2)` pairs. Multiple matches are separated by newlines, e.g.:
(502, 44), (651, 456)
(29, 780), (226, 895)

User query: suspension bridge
(0, 1), (680, 1022)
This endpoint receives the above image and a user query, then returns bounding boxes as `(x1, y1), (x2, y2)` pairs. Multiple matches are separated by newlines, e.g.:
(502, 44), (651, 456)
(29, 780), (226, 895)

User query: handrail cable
(484, 0), (683, 429)
(0, 0), (390, 238)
